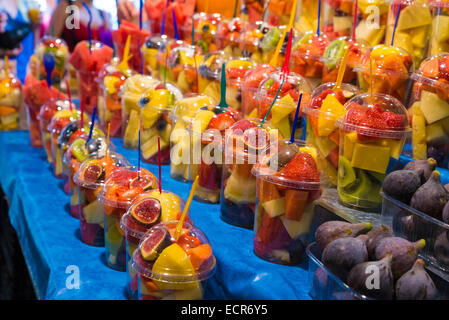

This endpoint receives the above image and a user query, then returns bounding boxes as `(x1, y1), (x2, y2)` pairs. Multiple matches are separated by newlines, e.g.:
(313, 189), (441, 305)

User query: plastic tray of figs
(381, 193), (449, 274)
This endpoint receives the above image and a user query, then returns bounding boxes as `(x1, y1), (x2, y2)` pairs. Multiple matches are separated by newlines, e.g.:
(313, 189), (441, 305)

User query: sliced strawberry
(208, 112), (237, 132)
(275, 152), (319, 182)
(383, 111), (406, 130)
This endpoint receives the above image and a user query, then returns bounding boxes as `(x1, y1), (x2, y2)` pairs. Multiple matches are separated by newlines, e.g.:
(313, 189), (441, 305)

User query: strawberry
(226, 68), (247, 79)
(232, 119), (255, 134)
(208, 111), (237, 132)
(310, 89), (334, 108)
(383, 111), (406, 129)
(275, 152), (319, 182)
(345, 104), (367, 126)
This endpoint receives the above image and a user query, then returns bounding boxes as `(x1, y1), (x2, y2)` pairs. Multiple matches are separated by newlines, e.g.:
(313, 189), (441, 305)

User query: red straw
(65, 79), (73, 111)
(352, 0), (358, 42)
(158, 136), (162, 194)
(80, 99), (84, 130)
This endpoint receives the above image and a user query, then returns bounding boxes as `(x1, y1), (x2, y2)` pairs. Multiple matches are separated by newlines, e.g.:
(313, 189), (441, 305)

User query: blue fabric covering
(0, 131), (313, 300)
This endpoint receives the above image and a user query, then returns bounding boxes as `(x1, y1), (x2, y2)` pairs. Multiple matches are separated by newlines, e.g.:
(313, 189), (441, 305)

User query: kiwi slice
(262, 28), (281, 52)
(343, 169), (372, 199)
(71, 138), (88, 162)
(338, 156), (356, 187)
(198, 39), (209, 53)
(323, 39), (347, 70)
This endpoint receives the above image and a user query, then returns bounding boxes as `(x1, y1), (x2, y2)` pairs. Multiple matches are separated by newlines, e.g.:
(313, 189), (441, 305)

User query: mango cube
(351, 143), (391, 173)
(343, 132), (358, 161)
(420, 90), (449, 124)
(261, 198), (286, 218)
(317, 94), (345, 137)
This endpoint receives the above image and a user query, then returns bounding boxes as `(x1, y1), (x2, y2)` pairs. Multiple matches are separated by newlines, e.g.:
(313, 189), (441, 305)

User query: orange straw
(174, 176), (199, 240)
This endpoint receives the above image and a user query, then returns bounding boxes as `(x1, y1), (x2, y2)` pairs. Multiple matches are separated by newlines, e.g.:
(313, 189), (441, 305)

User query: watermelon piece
(285, 190), (309, 221)
(69, 42), (94, 71)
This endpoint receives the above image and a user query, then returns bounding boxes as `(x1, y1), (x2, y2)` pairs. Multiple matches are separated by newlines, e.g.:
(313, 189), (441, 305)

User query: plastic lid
(98, 166), (158, 208)
(138, 83), (183, 111)
(252, 139), (324, 190)
(97, 57), (135, 87)
(171, 94), (216, 123)
(120, 191), (188, 240)
(57, 120), (104, 149)
(336, 93), (411, 139)
(225, 58), (256, 87)
(37, 98), (70, 122)
(321, 36), (368, 69)
(63, 134), (116, 165)
(121, 75), (161, 100)
(74, 152), (129, 189)
(198, 51), (229, 81)
(411, 53), (449, 91)
(143, 34), (170, 50)
(188, 105), (241, 138)
(132, 221), (216, 283)
(181, 12), (222, 35)
(35, 36), (68, 59)
(217, 17), (246, 40)
(241, 64), (277, 90)
(168, 45), (203, 69)
(47, 106), (81, 134)
(292, 31), (331, 60)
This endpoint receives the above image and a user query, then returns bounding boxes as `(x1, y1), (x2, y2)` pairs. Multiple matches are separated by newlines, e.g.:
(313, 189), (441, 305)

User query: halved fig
(243, 127), (269, 151)
(141, 228), (172, 261)
(129, 175), (156, 191)
(130, 198), (162, 226)
(81, 160), (105, 183)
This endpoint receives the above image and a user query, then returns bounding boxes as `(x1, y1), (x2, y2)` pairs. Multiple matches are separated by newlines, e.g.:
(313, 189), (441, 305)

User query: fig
(129, 175), (156, 191)
(140, 228), (171, 261)
(130, 198), (162, 226)
(346, 255), (394, 300)
(404, 158), (437, 183)
(443, 201), (449, 224)
(322, 237), (368, 280)
(315, 221), (372, 250)
(268, 144), (298, 171)
(410, 171), (449, 220)
(382, 170), (422, 204)
(434, 231), (449, 267)
(444, 183), (449, 194)
(395, 259), (438, 300)
(81, 160), (105, 183)
(375, 237), (426, 279)
(357, 234), (368, 244)
(365, 225), (393, 260)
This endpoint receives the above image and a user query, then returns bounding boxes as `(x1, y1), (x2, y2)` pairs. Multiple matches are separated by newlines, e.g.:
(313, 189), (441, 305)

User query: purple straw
(82, 2), (92, 54)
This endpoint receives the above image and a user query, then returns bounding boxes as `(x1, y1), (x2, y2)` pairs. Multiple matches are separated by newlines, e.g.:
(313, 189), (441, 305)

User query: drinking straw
(258, 0), (271, 30)
(352, 0), (358, 42)
(65, 78), (73, 111)
(316, 0), (321, 36)
(172, 8), (180, 40)
(260, 78), (285, 127)
(139, 0), (143, 30)
(118, 35), (132, 72)
(4, 54), (8, 76)
(192, 16), (199, 95)
(163, 46), (168, 87)
(333, 47), (349, 91)
(391, 4), (401, 46)
(86, 106), (96, 143)
(82, 2), (92, 54)
(157, 136), (162, 194)
(218, 63), (228, 111)
(174, 175), (199, 240)
(80, 99), (84, 131)
(115, 0), (120, 27)
(43, 52), (55, 88)
(290, 93), (303, 144)
(369, 55), (373, 103)
(233, 0), (239, 18)
(280, 28), (293, 79)
(138, 128), (141, 180)
(161, 0), (170, 36)
(105, 122), (111, 157)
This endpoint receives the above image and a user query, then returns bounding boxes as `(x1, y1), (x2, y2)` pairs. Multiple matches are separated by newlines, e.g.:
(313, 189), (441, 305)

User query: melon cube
(351, 143), (391, 173)
(420, 90), (449, 124)
(261, 198), (286, 218)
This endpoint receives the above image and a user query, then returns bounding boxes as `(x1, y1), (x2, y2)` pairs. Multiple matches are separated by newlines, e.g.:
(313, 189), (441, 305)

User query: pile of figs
(314, 221), (439, 300)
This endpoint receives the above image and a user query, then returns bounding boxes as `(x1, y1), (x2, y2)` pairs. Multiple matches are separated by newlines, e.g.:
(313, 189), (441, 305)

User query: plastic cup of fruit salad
(77, 69), (100, 115)
(322, 0), (354, 40)
(225, 58), (256, 111)
(409, 53), (449, 166)
(98, 166), (158, 270)
(121, 75), (161, 149)
(241, 64), (277, 118)
(354, 0), (389, 46)
(303, 82), (359, 186)
(35, 36), (69, 90)
(322, 37), (367, 84)
(336, 93), (410, 211)
(191, 105), (241, 204)
(97, 58), (135, 138)
(257, 71), (312, 139)
(426, 0), (449, 56)
(139, 83), (183, 165)
(0, 72), (22, 132)
(252, 139), (324, 265)
(74, 152), (129, 246)
(220, 118), (279, 229)
(290, 31), (331, 88)
(155, 39), (186, 82)
(170, 95), (216, 183)
(132, 221), (216, 300)
(181, 12), (221, 54)
(385, 0), (431, 67)
(141, 35), (170, 77)
(167, 45), (203, 95)
(121, 191), (190, 299)
(355, 44), (414, 106)
(216, 17), (247, 57)
(198, 51), (229, 103)
(38, 98), (65, 163)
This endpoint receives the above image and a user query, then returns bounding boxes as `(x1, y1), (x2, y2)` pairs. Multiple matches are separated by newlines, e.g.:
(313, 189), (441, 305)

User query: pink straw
(158, 136), (162, 194)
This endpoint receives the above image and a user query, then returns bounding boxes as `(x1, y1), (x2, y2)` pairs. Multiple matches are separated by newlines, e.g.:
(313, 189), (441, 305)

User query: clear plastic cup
(0, 72), (22, 132)
(25, 103), (42, 148)
(139, 83), (183, 165)
(220, 118), (280, 228)
(355, 44), (414, 105)
(216, 17), (247, 57)
(97, 58), (135, 139)
(290, 31), (331, 88)
(191, 105), (241, 204)
(257, 71), (313, 139)
(336, 93), (410, 211)
(132, 221), (216, 300)
(409, 53), (449, 166)
(170, 95), (216, 182)
(74, 152), (129, 245)
(120, 191), (190, 299)
(354, 0), (389, 46)
(98, 166), (158, 270)
(121, 75), (161, 149)
(322, 37), (368, 84)
(154, 39), (186, 83)
(112, 26), (151, 73)
(322, 0), (354, 40)
(428, 0), (449, 56)
(167, 45), (203, 95)
(141, 35), (170, 77)
(198, 51), (229, 102)
(225, 57), (256, 111)
(252, 139), (324, 265)
(35, 37), (69, 90)
(181, 12), (222, 54)
(304, 82), (360, 185)
(38, 99), (61, 162)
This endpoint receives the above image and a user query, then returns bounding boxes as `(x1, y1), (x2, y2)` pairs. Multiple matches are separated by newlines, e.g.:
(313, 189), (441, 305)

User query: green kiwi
(343, 169), (372, 199)
(323, 39), (347, 70)
(198, 39), (209, 53)
(293, 33), (312, 51)
(262, 27), (281, 52)
(338, 156), (356, 187)
(71, 138), (89, 162)
(367, 170), (386, 182)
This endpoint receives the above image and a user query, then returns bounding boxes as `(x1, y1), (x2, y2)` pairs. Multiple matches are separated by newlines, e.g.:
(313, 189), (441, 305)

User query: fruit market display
(225, 58), (256, 111)
(428, 0), (449, 56)
(167, 44), (204, 94)
(34, 37), (69, 89)
(0, 71), (22, 131)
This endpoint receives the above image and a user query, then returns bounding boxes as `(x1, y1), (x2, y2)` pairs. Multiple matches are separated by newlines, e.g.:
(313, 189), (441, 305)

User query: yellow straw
(369, 55), (373, 103)
(4, 55), (9, 76)
(269, 0), (297, 67)
(118, 35), (133, 72)
(105, 122), (111, 157)
(174, 176), (199, 240)
(333, 46), (349, 91)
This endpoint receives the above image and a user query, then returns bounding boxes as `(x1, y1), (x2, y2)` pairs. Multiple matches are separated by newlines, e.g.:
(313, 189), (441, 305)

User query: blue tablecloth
(0, 131), (312, 300)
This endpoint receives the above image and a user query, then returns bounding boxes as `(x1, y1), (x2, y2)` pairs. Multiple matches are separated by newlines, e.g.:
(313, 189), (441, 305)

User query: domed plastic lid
(36, 36), (68, 57)
(38, 98), (71, 122)
(217, 17), (246, 39)
(411, 53), (449, 91)
(63, 134), (116, 165)
(47, 105), (82, 134)
(143, 34), (170, 51)
(57, 120), (104, 149)
(188, 105), (241, 139)
(74, 152), (129, 189)
(321, 36), (368, 69)
(170, 94), (216, 123)
(98, 166), (158, 208)
(198, 51), (230, 81)
(168, 45), (203, 69)
(429, 0), (449, 7)
(121, 74), (161, 97)
(241, 64), (277, 90)
(138, 83), (183, 111)
(303, 82), (360, 119)
(292, 31), (331, 60)
(121, 190), (189, 239)
(97, 57), (135, 87)
(252, 139), (324, 190)
(132, 221), (216, 283)
(182, 12), (222, 35)
(225, 58), (256, 87)
(237, 21), (269, 52)
(336, 93), (411, 139)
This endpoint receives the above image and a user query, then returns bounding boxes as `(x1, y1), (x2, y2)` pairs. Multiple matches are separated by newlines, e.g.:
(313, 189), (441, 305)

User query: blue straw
(139, 0), (143, 30)
(289, 93), (303, 144)
(172, 8), (180, 40)
(86, 107), (96, 143)
(138, 129), (141, 179)
(161, 0), (169, 35)
(391, 4), (401, 46)
(82, 2), (92, 54)
(115, 0), (120, 27)
(316, 0), (321, 36)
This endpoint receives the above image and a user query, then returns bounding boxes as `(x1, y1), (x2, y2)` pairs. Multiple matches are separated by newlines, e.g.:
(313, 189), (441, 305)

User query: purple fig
(443, 201), (449, 224)
(410, 171), (449, 221)
(322, 237), (368, 280)
(346, 255), (394, 300)
(444, 183), (449, 194)
(375, 237), (426, 279)
(365, 225), (393, 259)
(404, 158), (437, 183)
(395, 259), (438, 300)
(315, 221), (373, 250)
(434, 231), (449, 267)
(382, 170), (422, 204)
(357, 234), (369, 244)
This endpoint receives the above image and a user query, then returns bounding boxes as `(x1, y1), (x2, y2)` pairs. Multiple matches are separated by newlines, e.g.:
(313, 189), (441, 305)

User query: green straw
(233, 0), (239, 18)
(260, 78), (285, 127)
(218, 63), (227, 111)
